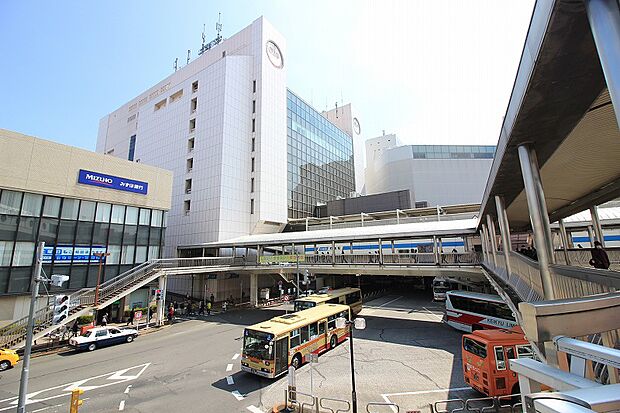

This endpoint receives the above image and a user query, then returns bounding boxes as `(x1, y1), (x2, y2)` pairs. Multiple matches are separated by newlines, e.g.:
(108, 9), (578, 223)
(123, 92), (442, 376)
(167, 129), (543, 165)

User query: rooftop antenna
(173, 57), (178, 72)
(199, 13), (223, 56)
(187, 49), (191, 65)
(335, 102), (339, 118)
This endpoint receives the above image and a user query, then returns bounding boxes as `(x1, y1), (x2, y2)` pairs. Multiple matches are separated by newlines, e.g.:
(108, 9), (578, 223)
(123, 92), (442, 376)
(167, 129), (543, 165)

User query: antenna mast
(187, 49), (191, 65)
(199, 13), (224, 56)
(173, 58), (178, 72)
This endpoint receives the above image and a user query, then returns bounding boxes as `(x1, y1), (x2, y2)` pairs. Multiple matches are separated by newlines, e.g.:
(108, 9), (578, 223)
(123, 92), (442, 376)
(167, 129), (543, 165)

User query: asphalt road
(0, 292), (476, 413)
(0, 308), (287, 413)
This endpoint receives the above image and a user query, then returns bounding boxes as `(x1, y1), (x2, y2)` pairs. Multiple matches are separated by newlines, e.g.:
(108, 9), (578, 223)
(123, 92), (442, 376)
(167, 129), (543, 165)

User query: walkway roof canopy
(480, 0), (620, 230)
(182, 218), (478, 249)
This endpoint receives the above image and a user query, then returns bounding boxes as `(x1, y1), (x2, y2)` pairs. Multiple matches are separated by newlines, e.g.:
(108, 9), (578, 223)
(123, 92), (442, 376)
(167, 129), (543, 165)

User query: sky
(0, 1), (535, 151)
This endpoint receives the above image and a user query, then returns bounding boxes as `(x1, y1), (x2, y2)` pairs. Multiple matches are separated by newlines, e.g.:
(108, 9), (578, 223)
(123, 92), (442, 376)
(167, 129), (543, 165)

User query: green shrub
(77, 315), (94, 325)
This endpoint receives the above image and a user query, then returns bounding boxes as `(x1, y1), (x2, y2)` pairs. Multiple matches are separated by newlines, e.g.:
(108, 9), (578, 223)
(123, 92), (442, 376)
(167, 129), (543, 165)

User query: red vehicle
(462, 327), (534, 397)
(446, 291), (517, 333)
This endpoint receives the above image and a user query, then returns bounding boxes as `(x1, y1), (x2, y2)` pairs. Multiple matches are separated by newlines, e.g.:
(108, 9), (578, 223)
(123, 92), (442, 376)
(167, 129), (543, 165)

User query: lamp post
(94, 252), (110, 306)
(336, 316), (366, 413)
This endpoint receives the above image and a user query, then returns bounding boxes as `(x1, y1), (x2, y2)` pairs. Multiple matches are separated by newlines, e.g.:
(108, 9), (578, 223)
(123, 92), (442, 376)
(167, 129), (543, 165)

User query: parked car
(0, 348), (19, 371)
(69, 327), (138, 351)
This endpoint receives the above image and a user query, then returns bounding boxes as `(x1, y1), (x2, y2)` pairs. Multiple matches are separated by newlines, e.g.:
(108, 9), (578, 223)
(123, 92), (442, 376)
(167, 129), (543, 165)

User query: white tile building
(97, 17), (288, 256)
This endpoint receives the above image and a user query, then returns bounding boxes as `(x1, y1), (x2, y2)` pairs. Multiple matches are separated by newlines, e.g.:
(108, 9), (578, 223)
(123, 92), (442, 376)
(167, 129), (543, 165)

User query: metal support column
(590, 206), (605, 246)
(378, 238), (383, 265)
(433, 236), (439, 264)
(331, 241), (336, 265)
(250, 274), (258, 306)
(481, 225), (489, 263)
(558, 219), (571, 265)
(495, 196), (512, 277)
(518, 145), (555, 300)
(157, 275), (166, 326)
(585, 0), (620, 126)
(486, 215), (498, 267)
(588, 226), (595, 247)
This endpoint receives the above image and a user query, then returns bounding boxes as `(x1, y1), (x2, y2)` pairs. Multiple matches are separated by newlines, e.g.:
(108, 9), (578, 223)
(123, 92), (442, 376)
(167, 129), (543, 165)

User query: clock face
(265, 40), (283, 69)
(353, 118), (361, 135)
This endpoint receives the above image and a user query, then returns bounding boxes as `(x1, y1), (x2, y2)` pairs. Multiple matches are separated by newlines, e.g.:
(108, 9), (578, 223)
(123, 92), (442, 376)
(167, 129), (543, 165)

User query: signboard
(78, 169), (148, 195)
(42, 246), (107, 264)
(259, 255), (305, 265)
(134, 311), (143, 320)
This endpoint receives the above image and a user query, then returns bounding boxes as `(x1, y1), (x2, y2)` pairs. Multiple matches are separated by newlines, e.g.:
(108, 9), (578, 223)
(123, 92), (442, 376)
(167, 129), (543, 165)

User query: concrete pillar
(558, 219), (571, 265)
(486, 215), (498, 267)
(250, 274), (258, 307)
(495, 196), (512, 277)
(590, 206), (605, 246)
(257, 245), (262, 263)
(586, 0), (620, 126)
(518, 145), (555, 300)
(481, 225), (489, 263)
(156, 275), (166, 326)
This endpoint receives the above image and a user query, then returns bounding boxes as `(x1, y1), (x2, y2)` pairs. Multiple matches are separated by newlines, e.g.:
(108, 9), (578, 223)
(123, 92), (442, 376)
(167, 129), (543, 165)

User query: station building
(365, 133), (495, 208)
(96, 17), (364, 256)
(0, 129), (172, 323)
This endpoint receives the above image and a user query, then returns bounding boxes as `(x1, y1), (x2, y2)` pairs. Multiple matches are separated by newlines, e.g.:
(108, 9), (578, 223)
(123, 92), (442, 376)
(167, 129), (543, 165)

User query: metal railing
(431, 394), (522, 413)
(289, 252), (479, 266)
(286, 387), (400, 413)
(554, 248), (620, 272)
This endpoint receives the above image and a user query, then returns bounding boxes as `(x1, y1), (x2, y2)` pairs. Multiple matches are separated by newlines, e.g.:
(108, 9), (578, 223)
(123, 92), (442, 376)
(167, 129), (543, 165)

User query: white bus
(445, 291), (517, 332)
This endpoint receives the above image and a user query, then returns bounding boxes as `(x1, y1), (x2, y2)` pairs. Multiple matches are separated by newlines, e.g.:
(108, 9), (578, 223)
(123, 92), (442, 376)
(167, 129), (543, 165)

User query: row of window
(289, 310), (349, 348)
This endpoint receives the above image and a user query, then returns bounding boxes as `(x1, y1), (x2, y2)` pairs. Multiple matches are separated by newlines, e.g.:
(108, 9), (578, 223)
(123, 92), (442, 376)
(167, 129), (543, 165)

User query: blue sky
(0, 1), (534, 151)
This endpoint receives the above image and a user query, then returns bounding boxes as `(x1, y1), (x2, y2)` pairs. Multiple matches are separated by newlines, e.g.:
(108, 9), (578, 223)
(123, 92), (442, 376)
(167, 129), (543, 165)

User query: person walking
(127, 308), (135, 326)
(199, 300), (205, 315)
(590, 241), (610, 269)
(222, 300), (228, 313)
(71, 319), (79, 337)
(210, 293), (215, 305)
(206, 300), (212, 316)
(167, 305), (174, 324)
(101, 313), (108, 327)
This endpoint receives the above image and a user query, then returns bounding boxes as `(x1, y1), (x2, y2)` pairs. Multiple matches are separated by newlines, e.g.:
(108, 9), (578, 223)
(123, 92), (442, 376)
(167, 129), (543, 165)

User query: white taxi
(69, 327), (138, 351)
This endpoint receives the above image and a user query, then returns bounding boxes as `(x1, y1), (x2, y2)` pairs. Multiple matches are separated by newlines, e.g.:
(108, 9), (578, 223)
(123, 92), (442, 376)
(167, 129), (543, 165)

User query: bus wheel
(330, 335), (338, 349)
(291, 354), (302, 370)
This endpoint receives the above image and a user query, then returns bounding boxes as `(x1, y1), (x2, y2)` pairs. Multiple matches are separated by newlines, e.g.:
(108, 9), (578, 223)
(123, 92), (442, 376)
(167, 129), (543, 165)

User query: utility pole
(17, 242), (45, 413)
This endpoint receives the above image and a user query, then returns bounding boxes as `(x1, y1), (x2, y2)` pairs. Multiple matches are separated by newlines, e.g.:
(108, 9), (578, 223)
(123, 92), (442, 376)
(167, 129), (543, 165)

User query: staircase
(0, 257), (235, 349)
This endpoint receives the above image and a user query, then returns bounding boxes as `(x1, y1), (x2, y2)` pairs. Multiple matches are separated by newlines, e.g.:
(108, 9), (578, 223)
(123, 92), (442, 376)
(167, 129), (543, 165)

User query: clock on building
(353, 118), (361, 135)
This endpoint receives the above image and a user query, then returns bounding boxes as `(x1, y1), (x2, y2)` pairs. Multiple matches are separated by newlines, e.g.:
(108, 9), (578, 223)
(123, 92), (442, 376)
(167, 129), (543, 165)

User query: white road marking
(226, 363), (234, 372)
(381, 387), (472, 413)
(227, 376), (234, 385)
(0, 363), (151, 411)
(231, 390), (245, 401)
(119, 400), (125, 411)
(124, 385), (132, 394)
(422, 306), (444, 321)
(378, 296), (402, 308)
(247, 405), (263, 413)
(31, 404), (63, 413)
(232, 353), (240, 360)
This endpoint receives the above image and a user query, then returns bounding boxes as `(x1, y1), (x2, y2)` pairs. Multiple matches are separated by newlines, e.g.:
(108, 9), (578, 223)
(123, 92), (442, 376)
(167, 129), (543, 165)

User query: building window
(251, 138), (255, 152)
(250, 178), (254, 193)
(189, 118), (196, 133)
(190, 97), (197, 113)
(128, 135), (136, 161)
(192, 81), (199, 93)
(252, 119), (255, 133)
(184, 200), (191, 215)
(252, 100), (256, 114)
(415, 201), (429, 209)
(185, 179), (192, 194)
(188, 137), (195, 152)
(251, 157), (255, 172)
(169, 89), (183, 103)
(250, 199), (254, 215)
(154, 99), (166, 111)
(252, 80), (256, 93)
(186, 158), (194, 173)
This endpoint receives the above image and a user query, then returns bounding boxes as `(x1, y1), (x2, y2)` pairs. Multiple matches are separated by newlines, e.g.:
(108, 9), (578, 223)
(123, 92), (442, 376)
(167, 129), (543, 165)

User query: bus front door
(275, 337), (289, 376)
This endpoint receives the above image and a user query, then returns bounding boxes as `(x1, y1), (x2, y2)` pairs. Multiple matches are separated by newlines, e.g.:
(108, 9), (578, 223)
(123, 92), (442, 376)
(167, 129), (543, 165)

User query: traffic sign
(134, 311), (143, 320)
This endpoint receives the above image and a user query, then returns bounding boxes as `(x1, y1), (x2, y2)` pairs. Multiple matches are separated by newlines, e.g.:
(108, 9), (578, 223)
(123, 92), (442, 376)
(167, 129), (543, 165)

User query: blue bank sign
(42, 246), (107, 264)
(78, 169), (148, 195)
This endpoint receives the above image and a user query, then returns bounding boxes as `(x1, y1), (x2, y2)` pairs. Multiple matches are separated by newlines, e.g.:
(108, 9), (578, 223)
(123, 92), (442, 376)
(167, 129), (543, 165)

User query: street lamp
(94, 251), (110, 306)
(336, 316), (366, 413)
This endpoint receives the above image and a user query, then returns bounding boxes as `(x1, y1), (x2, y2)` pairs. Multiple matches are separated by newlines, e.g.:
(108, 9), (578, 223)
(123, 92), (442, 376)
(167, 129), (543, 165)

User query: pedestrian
(101, 313), (108, 327)
(199, 300), (205, 315)
(71, 319), (79, 337)
(206, 300), (212, 315)
(210, 293), (215, 304)
(167, 305), (174, 324)
(589, 241), (610, 269)
(222, 300), (228, 313)
(452, 248), (459, 263)
(127, 308), (135, 326)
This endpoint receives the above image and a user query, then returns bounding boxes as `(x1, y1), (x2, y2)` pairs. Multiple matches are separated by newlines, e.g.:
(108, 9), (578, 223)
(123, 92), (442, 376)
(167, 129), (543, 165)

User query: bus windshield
(463, 337), (487, 358)
(243, 330), (274, 360)
(294, 300), (316, 312)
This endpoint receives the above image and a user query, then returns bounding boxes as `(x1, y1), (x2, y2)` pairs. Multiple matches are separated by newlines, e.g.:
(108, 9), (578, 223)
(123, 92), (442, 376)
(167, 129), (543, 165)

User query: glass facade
(0, 188), (166, 295)
(411, 145), (496, 159)
(287, 90), (355, 218)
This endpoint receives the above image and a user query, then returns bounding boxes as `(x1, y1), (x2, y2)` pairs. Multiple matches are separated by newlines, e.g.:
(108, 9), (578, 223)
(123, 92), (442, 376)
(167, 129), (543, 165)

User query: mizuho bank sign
(78, 169), (148, 195)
